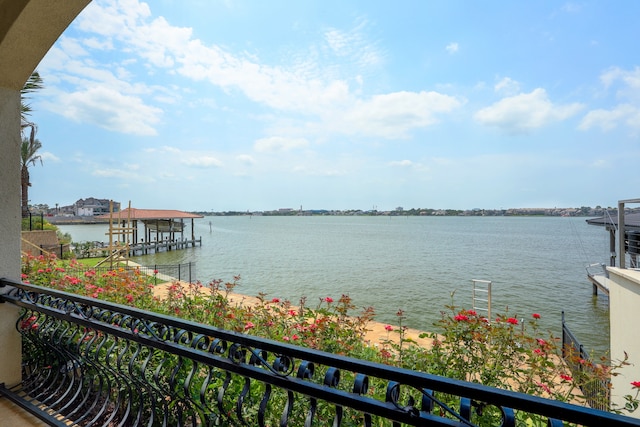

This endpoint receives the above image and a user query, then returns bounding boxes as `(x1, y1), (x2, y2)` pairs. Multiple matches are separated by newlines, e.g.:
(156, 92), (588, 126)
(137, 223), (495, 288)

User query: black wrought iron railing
(1, 278), (639, 427)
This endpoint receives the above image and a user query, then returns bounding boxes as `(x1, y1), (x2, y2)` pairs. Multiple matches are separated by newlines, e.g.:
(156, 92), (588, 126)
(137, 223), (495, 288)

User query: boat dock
(128, 237), (201, 256)
(586, 263), (610, 296)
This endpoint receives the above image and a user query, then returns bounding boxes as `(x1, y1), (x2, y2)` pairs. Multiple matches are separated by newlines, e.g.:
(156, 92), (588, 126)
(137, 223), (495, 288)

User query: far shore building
(74, 197), (119, 216)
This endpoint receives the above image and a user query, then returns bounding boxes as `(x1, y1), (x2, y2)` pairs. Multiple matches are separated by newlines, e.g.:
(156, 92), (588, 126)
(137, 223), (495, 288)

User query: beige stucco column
(0, 0), (91, 388)
(0, 87), (22, 387)
(607, 267), (640, 418)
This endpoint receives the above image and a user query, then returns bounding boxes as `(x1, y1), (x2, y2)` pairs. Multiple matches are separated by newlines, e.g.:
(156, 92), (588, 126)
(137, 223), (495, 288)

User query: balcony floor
(0, 397), (49, 426)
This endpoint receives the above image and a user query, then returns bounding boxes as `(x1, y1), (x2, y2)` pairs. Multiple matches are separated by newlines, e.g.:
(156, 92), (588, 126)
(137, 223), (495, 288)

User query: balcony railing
(1, 278), (639, 427)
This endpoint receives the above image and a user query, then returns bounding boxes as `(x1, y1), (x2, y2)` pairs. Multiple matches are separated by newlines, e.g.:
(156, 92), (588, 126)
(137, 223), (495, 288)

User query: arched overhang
(0, 0), (91, 90)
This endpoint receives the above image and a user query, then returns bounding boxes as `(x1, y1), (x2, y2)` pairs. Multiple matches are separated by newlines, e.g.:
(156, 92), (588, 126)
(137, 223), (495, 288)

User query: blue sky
(27, 0), (640, 212)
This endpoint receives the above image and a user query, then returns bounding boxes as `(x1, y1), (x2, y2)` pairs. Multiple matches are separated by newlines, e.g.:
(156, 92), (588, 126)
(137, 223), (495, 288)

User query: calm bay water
(58, 216), (612, 355)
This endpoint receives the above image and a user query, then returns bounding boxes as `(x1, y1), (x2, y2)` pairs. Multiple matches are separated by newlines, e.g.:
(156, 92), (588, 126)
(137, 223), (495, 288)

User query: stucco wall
(0, 0), (91, 388)
(0, 88), (23, 386)
(608, 267), (640, 417)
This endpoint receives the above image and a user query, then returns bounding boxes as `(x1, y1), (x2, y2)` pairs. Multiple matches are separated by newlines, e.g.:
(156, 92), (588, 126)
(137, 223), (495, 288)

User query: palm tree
(20, 71), (44, 217)
(21, 71), (43, 127)
(21, 136), (43, 217)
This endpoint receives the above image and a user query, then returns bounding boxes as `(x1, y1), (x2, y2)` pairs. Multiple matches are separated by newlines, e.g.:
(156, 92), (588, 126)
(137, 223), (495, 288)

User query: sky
(25, 0), (640, 212)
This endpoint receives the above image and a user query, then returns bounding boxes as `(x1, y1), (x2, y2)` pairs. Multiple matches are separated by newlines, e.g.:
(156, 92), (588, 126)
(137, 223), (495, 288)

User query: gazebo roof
(96, 208), (203, 220)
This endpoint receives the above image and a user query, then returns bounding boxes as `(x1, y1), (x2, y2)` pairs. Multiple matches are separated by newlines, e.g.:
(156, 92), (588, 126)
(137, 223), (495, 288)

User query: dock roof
(97, 208), (203, 220)
(586, 213), (640, 230)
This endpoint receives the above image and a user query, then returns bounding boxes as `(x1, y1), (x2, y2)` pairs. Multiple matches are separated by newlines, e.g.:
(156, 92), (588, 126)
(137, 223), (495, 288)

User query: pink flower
(288, 310), (297, 316)
(536, 382), (551, 394)
(560, 374), (573, 382)
(153, 270), (159, 274)
(384, 325), (393, 332)
(282, 336), (290, 341)
(631, 381), (640, 389)
(467, 310), (477, 316)
(507, 317), (518, 325)
(536, 338), (547, 346)
(244, 321), (255, 330)
(532, 313), (541, 319)
(20, 273), (28, 279)
(325, 297), (334, 303)
(454, 314), (469, 322)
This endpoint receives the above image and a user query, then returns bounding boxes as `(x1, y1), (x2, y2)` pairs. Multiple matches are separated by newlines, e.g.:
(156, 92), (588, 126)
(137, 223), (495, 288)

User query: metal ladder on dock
(472, 279), (492, 319)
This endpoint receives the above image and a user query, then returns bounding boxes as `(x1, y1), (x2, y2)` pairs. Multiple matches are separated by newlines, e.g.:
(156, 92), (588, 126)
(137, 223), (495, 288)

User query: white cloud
(390, 160), (413, 167)
(254, 136), (309, 152)
(181, 156), (223, 168)
(579, 67), (640, 131)
(494, 77), (520, 96)
(579, 104), (640, 131)
(445, 42), (459, 54)
(339, 91), (463, 138)
(42, 0), (466, 143)
(323, 18), (384, 68)
(40, 152), (60, 162)
(600, 66), (640, 95)
(236, 154), (256, 165)
(56, 86), (162, 135)
(474, 88), (584, 133)
(93, 166), (155, 183)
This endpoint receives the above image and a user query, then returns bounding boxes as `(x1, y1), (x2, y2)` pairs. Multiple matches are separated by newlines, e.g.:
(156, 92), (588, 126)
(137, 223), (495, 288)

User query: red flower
(271, 298), (280, 303)
(631, 381), (640, 389)
(507, 317), (518, 325)
(536, 382), (551, 394)
(560, 374), (573, 382)
(533, 348), (543, 355)
(288, 310), (297, 316)
(153, 269), (159, 274)
(454, 314), (469, 322)
(292, 334), (299, 340)
(325, 297), (334, 303)
(532, 313), (541, 319)
(384, 325), (393, 332)
(125, 294), (134, 303)
(466, 310), (477, 316)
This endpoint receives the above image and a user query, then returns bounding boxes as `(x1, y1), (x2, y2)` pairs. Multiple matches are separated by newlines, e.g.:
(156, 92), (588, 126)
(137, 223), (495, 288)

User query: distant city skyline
(26, 1), (640, 212)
